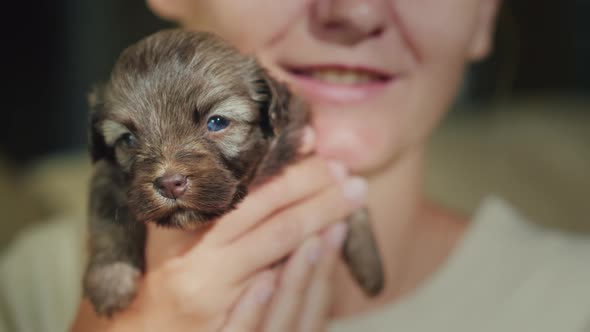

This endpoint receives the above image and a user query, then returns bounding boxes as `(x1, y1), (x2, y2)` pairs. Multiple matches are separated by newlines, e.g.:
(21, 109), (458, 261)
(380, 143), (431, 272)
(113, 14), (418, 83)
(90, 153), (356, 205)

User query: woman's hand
(224, 222), (347, 332)
(70, 128), (368, 332)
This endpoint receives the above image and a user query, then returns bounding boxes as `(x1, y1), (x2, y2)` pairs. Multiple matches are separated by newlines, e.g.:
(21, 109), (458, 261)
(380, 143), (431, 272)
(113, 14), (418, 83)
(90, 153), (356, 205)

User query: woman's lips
(281, 65), (395, 105)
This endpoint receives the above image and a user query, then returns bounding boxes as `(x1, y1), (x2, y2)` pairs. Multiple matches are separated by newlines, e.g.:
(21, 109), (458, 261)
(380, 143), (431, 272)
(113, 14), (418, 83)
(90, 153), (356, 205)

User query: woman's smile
(280, 64), (396, 105)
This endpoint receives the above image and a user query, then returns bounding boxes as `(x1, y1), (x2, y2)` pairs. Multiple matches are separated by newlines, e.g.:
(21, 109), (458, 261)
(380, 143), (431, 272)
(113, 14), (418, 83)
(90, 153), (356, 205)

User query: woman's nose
(311, 0), (387, 46)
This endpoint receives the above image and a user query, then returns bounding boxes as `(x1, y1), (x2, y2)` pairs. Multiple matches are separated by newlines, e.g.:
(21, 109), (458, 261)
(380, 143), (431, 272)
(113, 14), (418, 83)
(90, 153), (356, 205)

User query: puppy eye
(207, 116), (230, 132)
(117, 133), (137, 148)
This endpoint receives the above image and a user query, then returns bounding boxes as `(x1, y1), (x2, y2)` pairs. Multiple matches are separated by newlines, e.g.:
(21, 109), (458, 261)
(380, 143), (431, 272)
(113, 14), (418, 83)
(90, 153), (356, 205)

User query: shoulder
(330, 197), (590, 332)
(470, 197), (590, 329)
(0, 218), (84, 332)
(472, 196), (590, 278)
(474, 196), (590, 257)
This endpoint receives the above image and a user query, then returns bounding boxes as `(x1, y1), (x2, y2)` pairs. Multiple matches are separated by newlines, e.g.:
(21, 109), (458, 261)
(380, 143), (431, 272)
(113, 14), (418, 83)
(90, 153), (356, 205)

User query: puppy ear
(88, 84), (112, 163)
(264, 73), (292, 135)
(249, 67), (296, 138)
(248, 65), (310, 186)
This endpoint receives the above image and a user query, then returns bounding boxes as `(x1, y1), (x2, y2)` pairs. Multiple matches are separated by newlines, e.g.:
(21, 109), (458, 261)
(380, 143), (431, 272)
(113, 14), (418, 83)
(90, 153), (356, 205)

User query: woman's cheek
(190, 1), (309, 55)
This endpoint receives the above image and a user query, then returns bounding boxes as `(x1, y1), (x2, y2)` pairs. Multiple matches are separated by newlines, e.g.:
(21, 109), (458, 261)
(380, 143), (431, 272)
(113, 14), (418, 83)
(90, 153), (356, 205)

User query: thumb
(144, 222), (208, 271)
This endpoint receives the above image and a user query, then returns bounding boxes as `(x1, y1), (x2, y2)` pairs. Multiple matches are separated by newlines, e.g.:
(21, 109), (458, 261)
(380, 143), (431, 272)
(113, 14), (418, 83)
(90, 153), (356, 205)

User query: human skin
(71, 0), (500, 330)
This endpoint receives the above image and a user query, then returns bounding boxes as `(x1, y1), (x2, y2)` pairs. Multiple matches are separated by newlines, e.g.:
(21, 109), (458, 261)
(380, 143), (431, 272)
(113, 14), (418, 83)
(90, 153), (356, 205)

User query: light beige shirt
(1, 197), (589, 332)
(330, 197), (590, 332)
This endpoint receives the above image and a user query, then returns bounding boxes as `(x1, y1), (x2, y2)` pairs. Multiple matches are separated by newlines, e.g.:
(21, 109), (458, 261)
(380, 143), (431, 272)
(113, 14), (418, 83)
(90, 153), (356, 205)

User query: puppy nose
(154, 174), (188, 199)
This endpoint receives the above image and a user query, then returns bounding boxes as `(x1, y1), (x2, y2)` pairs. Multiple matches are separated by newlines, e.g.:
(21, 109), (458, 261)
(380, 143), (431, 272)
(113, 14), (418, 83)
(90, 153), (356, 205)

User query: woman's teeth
(306, 69), (385, 85)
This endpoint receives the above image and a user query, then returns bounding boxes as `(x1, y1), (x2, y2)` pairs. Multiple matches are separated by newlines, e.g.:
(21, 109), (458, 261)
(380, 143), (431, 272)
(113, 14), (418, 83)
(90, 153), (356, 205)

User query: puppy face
(89, 30), (295, 229)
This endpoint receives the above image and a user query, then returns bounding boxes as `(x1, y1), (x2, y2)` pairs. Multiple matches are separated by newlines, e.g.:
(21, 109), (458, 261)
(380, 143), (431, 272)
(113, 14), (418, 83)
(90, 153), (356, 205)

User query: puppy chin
(128, 179), (242, 230)
(150, 209), (221, 230)
(130, 194), (234, 230)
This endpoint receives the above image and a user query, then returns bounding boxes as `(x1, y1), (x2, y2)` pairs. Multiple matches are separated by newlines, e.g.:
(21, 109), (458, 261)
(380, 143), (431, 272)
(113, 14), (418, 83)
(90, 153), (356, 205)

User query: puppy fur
(84, 29), (383, 316)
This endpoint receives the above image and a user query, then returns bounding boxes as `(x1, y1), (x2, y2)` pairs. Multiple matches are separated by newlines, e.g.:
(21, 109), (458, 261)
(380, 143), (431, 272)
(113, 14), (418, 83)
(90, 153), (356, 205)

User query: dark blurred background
(3, 1), (171, 164)
(1, 1), (589, 164)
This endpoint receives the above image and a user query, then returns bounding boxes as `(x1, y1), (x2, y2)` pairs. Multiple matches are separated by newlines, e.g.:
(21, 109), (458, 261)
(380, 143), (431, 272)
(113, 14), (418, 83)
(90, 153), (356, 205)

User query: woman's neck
(330, 146), (468, 318)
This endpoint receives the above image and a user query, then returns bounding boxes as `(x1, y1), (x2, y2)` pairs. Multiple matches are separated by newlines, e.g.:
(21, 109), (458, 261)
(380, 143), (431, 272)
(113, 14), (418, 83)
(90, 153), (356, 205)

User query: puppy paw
(343, 208), (385, 297)
(83, 262), (142, 317)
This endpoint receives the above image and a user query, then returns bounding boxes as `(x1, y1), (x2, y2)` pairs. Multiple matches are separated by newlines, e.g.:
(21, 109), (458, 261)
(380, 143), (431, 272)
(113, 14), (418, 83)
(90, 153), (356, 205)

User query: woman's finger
(261, 236), (323, 332)
(220, 177), (366, 284)
(203, 156), (347, 247)
(298, 223), (347, 332)
(223, 270), (278, 332)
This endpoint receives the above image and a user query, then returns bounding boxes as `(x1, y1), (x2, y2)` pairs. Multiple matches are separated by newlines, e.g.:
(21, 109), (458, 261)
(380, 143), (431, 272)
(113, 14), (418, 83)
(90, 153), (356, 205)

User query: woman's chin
(313, 128), (393, 175)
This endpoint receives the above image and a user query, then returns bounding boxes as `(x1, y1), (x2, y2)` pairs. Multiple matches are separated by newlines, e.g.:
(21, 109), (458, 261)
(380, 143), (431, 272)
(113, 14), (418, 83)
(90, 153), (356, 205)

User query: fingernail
(325, 222), (348, 249)
(236, 273), (275, 311)
(255, 275), (275, 304)
(298, 126), (315, 153)
(306, 237), (322, 264)
(328, 162), (347, 181)
(343, 177), (368, 203)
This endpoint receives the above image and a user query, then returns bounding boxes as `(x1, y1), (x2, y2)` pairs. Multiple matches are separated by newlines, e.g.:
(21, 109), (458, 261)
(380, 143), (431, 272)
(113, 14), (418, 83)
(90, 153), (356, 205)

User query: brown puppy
(84, 29), (383, 316)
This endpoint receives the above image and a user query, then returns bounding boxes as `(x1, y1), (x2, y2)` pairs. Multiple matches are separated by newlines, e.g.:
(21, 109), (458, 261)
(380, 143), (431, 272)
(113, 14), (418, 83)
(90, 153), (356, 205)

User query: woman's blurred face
(148, 0), (498, 173)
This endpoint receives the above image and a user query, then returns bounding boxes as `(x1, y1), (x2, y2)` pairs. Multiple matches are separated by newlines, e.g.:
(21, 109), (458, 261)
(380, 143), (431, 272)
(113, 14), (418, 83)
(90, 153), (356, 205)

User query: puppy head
(89, 29), (295, 229)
